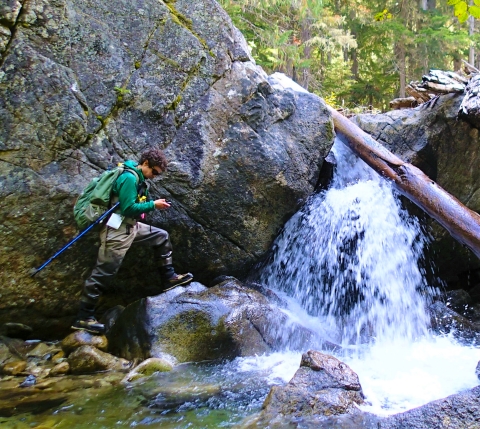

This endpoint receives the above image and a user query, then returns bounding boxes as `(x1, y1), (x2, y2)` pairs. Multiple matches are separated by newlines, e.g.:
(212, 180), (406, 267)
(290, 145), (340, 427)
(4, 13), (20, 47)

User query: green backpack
(73, 164), (139, 230)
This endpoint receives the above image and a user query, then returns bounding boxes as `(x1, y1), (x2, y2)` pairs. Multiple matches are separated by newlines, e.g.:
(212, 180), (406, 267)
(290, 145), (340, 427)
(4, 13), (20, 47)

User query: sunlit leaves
(453, 1), (468, 22)
(469, 5), (480, 19)
(447, 0), (480, 21)
(374, 9), (393, 21)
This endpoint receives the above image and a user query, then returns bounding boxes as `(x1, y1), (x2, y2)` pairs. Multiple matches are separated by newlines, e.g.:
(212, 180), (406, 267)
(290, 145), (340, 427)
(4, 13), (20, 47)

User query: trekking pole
(31, 202), (120, 277)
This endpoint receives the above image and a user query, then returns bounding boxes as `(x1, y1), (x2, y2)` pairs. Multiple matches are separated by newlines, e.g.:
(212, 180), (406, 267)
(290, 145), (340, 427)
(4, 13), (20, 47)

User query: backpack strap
(122, 165), (140, 187)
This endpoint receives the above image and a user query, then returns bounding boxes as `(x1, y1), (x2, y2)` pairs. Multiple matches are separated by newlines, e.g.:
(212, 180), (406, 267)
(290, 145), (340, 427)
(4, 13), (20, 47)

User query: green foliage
(114, 87), (131, 95)
(374, 9), (393, 21)
(219, 0), (476, 112)
(447, 0), (480, 22)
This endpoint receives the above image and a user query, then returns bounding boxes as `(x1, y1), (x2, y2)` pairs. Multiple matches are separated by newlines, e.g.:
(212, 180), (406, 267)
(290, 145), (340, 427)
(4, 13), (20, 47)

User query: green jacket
(112, 160), (155, 218)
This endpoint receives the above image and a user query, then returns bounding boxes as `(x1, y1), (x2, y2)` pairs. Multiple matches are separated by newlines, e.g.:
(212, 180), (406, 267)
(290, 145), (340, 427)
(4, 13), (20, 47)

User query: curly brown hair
(139, 148), (168, 172)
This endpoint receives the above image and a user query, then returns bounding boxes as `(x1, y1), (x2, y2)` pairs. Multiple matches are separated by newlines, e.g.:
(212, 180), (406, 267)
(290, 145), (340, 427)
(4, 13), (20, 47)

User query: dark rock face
(107, 278), (320, 362)
(353, 95), (480, 287)
(0, 0), (334, 338)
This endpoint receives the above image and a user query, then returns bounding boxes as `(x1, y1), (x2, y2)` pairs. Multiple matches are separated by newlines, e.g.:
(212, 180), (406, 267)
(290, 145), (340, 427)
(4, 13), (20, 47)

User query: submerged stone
(122, 357), (174, 383)
(0, 388), (67, 417)
(68, 345), (130, 374)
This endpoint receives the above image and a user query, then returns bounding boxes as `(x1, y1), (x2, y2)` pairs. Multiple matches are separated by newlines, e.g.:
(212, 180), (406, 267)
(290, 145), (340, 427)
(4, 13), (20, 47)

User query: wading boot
(160, 264), (194, 290)
(164, 272), (194, 289)
(71, 317), (105, 335)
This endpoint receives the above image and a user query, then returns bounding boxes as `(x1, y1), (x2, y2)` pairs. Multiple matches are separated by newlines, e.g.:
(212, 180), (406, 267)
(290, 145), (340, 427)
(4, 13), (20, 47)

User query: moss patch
(156, 311), (236, 362)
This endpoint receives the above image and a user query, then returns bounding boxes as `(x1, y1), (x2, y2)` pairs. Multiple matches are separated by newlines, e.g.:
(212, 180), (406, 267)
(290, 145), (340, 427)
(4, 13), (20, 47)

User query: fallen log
(389, 96), (418, 110)
(458, 74), (480, 129)
(327, 105), (480, 260)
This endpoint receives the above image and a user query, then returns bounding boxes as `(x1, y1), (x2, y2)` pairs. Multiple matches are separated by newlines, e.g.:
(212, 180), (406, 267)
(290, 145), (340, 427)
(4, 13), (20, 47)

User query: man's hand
(154, 199), (171, 210)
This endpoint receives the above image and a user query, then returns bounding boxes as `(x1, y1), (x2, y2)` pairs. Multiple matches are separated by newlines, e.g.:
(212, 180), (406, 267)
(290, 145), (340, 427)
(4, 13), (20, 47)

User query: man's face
(141, 161), (162, 179)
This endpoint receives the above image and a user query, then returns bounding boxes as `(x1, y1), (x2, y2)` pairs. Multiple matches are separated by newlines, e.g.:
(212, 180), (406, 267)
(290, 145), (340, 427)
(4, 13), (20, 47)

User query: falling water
(256, 136), (480, 415)
(259, 136), (434, 347)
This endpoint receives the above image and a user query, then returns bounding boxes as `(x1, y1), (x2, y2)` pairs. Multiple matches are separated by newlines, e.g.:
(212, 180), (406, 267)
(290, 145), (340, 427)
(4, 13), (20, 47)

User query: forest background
(218, 0), (480, 112)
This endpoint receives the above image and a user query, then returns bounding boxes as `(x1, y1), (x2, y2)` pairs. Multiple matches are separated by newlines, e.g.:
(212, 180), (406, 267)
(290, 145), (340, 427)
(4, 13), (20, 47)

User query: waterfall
(255, 136), (479, 415)
(259, 137), (435, 347)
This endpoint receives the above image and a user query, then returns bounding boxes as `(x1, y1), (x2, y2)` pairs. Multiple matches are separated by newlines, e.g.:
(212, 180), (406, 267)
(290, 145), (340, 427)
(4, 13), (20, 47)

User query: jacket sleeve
(115, 173), (155, 218)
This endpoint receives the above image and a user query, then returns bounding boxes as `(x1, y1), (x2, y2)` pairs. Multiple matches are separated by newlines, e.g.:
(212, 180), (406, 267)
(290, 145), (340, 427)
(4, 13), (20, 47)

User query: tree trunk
(327, 106), (480, 260)
(298, 17), (312, 90)
(351, 49), (358, 79)
(396, 40), (407, 98)
(469, 11), (475, 66)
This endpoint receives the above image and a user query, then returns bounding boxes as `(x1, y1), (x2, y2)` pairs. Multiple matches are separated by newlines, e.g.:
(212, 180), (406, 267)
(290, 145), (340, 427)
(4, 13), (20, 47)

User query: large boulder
(352, 94), (480, 286)
(107, 278), (320, 362)
(0, 0), (334, 338)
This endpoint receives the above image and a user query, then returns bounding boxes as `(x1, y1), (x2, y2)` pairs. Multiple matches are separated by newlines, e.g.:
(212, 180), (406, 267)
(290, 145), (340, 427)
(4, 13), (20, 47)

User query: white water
(245, 137), (480, 416)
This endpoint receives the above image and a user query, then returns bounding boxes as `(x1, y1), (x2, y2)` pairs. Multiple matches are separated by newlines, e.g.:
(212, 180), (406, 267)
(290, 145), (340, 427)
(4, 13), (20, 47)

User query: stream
(2, 138), (479, 428)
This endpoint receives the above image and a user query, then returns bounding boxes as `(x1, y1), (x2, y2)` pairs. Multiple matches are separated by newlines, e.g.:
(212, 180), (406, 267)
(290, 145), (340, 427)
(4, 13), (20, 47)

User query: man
(72, 148), (193, 334)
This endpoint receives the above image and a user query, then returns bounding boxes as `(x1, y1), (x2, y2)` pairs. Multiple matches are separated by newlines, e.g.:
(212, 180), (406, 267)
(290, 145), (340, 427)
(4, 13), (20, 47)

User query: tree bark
(396, 40), (407, 98)
(469, 8), (475, 67)
(327, 105), (480, 260)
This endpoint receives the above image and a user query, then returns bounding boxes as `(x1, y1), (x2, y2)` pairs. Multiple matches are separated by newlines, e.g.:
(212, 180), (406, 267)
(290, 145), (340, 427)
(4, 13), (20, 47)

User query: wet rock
(49, 361), (70, 377)
(0, 388), (67, 417)
(259, 350), (364, 422)
(108, 278), (320, 362)
(68, 345), (131, 374)
(0, 336), (36, 360)
(18, 374), (37, 388)
(428, 301), (480, 344)
(378, 385), (480, 429)
(469, 283), (480, 302)
(2, 323), (33, 340)
(0, 343), (14, 366)
(1, 360), (27, 375)
(51, 350), (66, 364)
(25, 362), (45, 378)
(61, 331), (108, 355)
(122, 357), (174, 383)
(34, 379), (60, 391)
(27, 342), (61, 359)
(444, 289), (473, 316)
